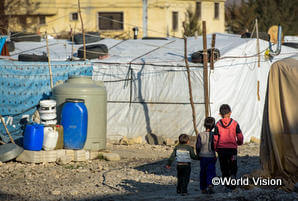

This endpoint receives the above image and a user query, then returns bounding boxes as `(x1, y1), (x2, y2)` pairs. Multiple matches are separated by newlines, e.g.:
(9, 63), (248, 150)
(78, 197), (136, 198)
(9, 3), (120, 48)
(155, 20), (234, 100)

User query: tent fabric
(210, 40), (297, 143)
(91, 36), (297, 141)
(0, 60), (92, 143)
(260, 56), (298, 180)
(93, 63), (205, 139)
(5, 34), (298, 141)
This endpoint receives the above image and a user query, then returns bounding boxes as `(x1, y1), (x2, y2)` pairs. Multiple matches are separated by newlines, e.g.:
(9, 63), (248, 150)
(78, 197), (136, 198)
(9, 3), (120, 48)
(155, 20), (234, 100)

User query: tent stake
(202, 21), (209, 117)
(45, 31), (53, 89)
(183, 37), (199, 136)
(78, 0), (86, 60)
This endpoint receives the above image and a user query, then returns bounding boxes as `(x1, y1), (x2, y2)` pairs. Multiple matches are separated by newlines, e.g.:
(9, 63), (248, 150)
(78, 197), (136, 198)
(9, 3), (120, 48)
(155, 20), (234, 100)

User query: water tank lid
(65, 98), (85, 103)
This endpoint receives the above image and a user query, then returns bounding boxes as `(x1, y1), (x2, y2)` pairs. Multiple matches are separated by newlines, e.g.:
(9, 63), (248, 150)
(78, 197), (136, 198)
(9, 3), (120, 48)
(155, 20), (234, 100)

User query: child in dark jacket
(196, 117), (216, 194)
(166, 134), (197, 196)
(214, 104), (244, 189)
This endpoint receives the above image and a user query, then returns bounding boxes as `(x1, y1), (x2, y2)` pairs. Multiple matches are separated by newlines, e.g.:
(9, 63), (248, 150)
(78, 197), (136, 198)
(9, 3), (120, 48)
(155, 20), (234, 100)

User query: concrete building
(6, 0), (226, 38)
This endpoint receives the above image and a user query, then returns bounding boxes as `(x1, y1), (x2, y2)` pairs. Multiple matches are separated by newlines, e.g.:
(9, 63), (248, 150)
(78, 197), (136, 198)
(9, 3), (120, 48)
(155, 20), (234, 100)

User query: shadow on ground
(134, 155), (261, 178)
(0, 191), (23, 201)
(1, 155), (275, 201)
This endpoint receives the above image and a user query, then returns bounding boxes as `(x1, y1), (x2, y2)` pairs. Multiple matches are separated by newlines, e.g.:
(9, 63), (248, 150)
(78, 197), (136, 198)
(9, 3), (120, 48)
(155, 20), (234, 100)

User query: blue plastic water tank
(23, 124), (44, 151)
(61, 98), (88, 149)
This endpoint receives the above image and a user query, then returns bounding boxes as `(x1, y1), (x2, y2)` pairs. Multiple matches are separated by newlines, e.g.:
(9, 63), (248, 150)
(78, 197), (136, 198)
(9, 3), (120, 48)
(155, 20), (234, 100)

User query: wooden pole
(0, 114), (15, 144)
(70, 26), (74, 60)
(78, 0), (86, 60)
(45, 31), (54, 89)
(256, 18), (260, 67)
(202, 21), (209, 118)
(184, 37), (199, 136)
(210, 33), (216, 70)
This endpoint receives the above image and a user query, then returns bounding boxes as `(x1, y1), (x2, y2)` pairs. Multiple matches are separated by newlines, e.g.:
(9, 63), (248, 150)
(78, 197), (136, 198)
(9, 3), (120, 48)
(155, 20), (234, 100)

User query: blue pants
(200, 157), (216, 190)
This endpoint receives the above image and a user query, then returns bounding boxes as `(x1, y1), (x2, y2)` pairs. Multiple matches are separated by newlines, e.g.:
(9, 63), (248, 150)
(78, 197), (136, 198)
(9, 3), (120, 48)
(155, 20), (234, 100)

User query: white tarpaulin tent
(90, 34), (297, 142)
(8, 34), (298, 142)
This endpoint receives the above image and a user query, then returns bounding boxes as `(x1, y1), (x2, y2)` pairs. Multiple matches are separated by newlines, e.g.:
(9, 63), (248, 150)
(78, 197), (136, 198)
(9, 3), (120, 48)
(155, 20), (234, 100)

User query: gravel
(0, 142), (296, 201)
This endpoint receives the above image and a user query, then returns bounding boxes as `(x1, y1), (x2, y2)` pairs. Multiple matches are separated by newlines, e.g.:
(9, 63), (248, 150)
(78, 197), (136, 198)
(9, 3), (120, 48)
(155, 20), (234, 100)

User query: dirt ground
(0, 142), (297, 201)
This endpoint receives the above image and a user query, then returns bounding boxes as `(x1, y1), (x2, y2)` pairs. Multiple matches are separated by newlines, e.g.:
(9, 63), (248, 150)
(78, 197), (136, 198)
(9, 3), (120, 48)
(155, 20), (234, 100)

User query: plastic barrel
(61, 99), (88, 149)
(23, 124), (44, 151)
(52, 76), (107, 151)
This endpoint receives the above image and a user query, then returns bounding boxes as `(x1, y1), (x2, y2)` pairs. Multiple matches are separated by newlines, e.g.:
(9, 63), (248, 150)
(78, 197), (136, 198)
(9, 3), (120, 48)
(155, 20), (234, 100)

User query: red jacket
(214, 118), (243, 150)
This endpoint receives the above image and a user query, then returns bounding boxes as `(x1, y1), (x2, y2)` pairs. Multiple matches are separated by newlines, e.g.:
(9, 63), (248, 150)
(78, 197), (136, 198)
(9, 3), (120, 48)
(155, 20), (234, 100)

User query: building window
(71, 13), (78, 21)
(98, 12), (123, 30)
(172, 11), (178, 31)
(39, 16), (46, 25)
(214, 3), (219, 19)
(196, 2), (201, 19)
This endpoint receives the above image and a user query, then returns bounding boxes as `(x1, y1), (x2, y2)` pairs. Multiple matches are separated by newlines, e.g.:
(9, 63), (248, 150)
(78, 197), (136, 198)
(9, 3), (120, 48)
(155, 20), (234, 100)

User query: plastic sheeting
(6, 34), (298, 141)
(210, 39), (297, 142)
(0, 60), (92, 142)
(92, 35), (298, 141)
(260, 56), (298, 180)
(93, 63), (205, 139)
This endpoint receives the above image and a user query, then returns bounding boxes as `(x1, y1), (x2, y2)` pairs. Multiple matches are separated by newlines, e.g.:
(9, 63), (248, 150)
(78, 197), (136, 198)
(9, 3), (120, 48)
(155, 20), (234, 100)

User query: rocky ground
(0, 142), (297, 201)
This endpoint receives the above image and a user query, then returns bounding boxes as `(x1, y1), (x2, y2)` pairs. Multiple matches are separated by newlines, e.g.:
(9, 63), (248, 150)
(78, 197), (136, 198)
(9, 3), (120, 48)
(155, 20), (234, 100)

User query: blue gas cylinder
(61, 98), (88, 149)
(23, 124), (44, 151)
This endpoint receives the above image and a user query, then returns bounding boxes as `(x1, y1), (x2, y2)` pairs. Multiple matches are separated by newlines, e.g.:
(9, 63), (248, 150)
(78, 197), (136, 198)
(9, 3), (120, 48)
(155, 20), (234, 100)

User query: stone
(16, 150), (44, 163)
(56, 155), (71, 165)
(74, 150), (88, 162)
(43, 150), (57, 162)
(103, 153), (120, 161)
(89, 151), (102, 160)
(98, 165), (103, 171)
(51, 190), (61, 195)
(70, 190), (78, 196)
(250, 136), (261, 144)
(165, 138), (176, 146)
(0, 161), (3, 166)
(65, 149), (74, 161)
(56, 149), (66, 160)
(119, 136), (143, 145)
(145, 133), (165, 145)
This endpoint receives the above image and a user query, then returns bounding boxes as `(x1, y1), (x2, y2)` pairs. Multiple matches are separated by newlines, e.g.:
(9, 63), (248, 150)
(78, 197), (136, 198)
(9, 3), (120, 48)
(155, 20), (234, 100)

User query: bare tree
(225, 0), (298, 35)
